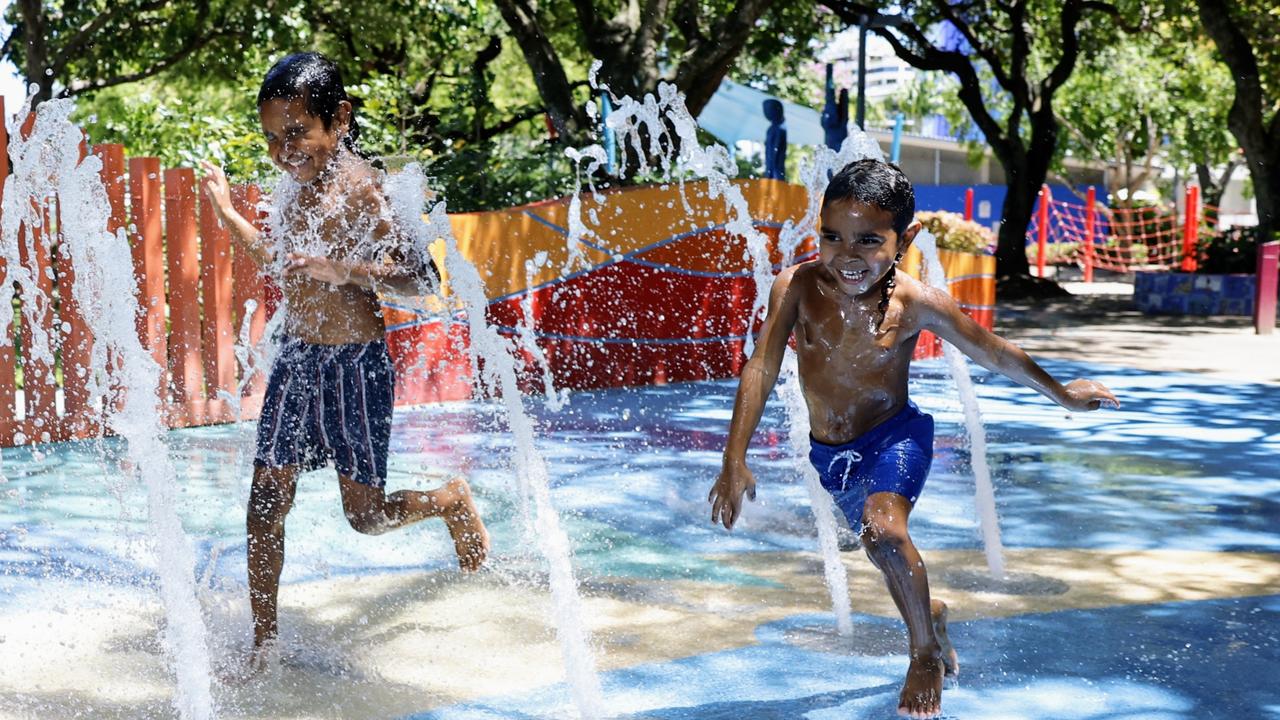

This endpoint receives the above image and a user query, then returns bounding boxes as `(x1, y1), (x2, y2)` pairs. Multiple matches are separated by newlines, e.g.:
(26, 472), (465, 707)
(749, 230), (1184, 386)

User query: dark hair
(257, 52), (361, 153)
(822, 158), (915, 235)
(823, 158), (914, 330)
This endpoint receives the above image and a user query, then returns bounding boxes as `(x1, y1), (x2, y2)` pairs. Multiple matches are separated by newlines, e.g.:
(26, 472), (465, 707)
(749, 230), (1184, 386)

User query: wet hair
(257, 52), (362, 153)
(823, 159), (915, 331)
(822, 158), (915, 234)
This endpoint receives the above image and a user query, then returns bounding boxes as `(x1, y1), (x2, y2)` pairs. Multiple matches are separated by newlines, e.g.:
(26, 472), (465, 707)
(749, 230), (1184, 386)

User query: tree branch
(62, 27), (230, 96)
(0, 28), (17, 62)
(1043, 0), (1083, 94)
(494, 0), (589, 138)
(671, 0), (774, 116)
(1079, 0), (1145, 33)
(1197, 0), (1264, 118)
(927, 0), (1014, 93)
(673, 1), (706, 46)
(861, 19), (1009, 158)
(443, 104), (547, 142)
(572, 0), (604, 39)
(51, 0), (172, 74)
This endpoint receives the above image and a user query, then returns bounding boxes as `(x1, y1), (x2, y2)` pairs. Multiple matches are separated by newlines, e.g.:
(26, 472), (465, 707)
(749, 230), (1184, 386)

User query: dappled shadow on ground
(3, 363), (1277, 717)
(994, 289), (1280, 383)
(416, 595), (1280, 720)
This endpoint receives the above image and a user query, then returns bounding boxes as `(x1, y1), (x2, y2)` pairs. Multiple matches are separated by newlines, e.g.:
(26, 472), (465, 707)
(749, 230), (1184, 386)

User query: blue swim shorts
(808, 400), (934, 529)
(254, 337), (395, 487)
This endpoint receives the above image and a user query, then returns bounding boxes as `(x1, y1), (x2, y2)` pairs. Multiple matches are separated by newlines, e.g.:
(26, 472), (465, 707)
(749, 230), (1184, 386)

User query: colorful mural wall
(383, 179), (996, 405)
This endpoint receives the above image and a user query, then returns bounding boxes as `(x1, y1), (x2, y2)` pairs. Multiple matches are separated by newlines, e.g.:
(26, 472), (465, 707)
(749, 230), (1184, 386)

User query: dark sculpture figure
(763, 98), (787, 180)
(821, 63), (848, 152)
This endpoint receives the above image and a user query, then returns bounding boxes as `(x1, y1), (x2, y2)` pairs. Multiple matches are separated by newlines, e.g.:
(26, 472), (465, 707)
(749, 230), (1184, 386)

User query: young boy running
(708, 159), (1118, 718)
(201, 52), (489, 670)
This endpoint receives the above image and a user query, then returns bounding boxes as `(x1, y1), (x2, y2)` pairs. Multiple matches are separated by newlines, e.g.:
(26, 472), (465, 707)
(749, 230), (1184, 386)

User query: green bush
(917, 210), (996, 254)
(1197, 225), (1263, 274)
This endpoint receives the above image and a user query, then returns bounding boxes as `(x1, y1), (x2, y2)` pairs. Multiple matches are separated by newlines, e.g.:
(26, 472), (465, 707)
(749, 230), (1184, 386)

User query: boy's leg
(338, 474), (489, 571)
(247, 464), (300, 653)
(861, 491), (954, 719)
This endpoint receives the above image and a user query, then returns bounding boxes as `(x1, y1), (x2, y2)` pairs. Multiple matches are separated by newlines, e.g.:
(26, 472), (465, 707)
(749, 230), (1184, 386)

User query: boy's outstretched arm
(918, 284), (1119, 412)
(710, 266), (802, 529)
(199, 162), (274, 267)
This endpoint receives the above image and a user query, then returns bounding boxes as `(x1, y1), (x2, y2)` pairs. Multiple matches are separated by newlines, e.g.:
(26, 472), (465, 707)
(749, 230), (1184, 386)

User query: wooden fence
(0, 97), (270, 447)
(0, 95), (998, 449)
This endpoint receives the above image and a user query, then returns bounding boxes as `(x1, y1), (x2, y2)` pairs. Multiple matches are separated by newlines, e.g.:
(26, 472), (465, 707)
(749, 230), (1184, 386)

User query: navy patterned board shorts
(254, 337), (395, 488)
(808, 400), (935, 530)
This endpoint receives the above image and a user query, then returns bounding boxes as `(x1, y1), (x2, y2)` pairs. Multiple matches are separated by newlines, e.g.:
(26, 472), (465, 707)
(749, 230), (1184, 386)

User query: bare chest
(794, 289), (906, 370)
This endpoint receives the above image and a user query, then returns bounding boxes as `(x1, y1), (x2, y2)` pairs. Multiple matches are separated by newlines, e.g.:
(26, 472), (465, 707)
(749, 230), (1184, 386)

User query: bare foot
(932, 598), (960, 679)
(439, 477), (489, 571)
(218, 643), (275, 685)
(897, 653), (945, 719)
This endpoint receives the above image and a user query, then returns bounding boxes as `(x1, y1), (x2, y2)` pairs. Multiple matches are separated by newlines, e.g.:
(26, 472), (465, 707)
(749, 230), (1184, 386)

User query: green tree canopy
(821, 0), (1149, 294)
(1053, 28), (1238, 208)
(1195, 0), (1280, 241)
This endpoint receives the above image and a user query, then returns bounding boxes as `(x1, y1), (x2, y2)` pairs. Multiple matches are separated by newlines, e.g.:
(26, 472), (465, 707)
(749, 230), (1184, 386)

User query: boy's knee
(344, 509), (388, 535)
(249, 470), (295, 524)
(248, 487), (289, 525)
(861, 519), (908, 554)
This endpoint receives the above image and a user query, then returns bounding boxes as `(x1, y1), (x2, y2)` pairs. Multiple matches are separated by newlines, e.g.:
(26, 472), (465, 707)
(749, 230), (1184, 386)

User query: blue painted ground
(412, 596), (1280, 720)
(1, 358), (1278, 718)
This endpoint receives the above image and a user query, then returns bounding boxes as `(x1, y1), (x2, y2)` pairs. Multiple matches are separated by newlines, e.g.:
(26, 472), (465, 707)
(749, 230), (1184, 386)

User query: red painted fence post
(129, 157), (168, 411)
(964, 188), (974, 221)
(164, 167), (206, 425)
(0, 96), (14, 446)
(231, 184), (268, 415)
(1083, 186), (1096, 283)
(1256, 241), (1279, 335)
(1036, 184), (1050, 278)
(1181, 185), (1200, 272)
(200, 177), (235, 422)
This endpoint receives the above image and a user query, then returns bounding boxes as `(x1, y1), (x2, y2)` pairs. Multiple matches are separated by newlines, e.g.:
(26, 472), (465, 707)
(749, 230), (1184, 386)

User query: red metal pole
(1256, 241), (1279, 335)
(1181, 185), (1200, 272)
(1036, 184), (1050, 278)
(964, 188), (974, 221)
(1084, 186), (1096, 283)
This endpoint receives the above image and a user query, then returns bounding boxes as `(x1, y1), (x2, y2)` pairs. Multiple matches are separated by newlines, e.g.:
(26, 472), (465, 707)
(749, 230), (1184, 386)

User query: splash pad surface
(1, 358), (1277, 719)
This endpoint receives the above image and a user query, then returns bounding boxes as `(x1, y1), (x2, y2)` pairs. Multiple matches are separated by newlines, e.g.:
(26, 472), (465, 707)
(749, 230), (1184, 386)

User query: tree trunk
(1253, 150), (1280, 242)
(1196, 0), (1278, 243)
(493, 0), (589, 140)
(17, 0), (53, 106)
(1195, 159), (1242, 216)
(991, 110), (1068, 297)
(996, 174), (1036, 278)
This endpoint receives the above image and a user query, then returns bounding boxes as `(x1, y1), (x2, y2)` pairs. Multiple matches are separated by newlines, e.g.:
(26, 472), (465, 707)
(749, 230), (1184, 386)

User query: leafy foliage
(917, 210), (995, 254)
(1197, 225), (1264, 274)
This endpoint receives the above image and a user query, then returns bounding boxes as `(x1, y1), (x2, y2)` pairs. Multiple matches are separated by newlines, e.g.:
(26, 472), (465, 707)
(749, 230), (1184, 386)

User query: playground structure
(1021, 184), (1219, 280)
(0, 109), (996, 449)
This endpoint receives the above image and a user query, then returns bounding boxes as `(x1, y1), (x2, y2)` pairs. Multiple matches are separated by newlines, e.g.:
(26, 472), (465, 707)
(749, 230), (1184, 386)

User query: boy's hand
(709, 461), (756, 530)
(1061, 379), (1120, 411)
(285, 253), (350, 286)
(199, 161), (234, 219)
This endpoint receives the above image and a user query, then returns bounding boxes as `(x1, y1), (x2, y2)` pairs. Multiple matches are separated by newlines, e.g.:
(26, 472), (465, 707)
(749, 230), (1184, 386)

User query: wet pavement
(1, 345), (1277, 718)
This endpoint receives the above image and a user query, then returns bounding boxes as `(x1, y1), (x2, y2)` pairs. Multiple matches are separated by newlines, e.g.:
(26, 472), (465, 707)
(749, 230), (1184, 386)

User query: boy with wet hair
(708, 158), (1118, 718)
(202, 52), (490, 673)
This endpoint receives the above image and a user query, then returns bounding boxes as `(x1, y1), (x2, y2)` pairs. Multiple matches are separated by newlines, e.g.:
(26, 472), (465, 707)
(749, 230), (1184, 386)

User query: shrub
(916, 210), (995, 254)
(1025, 240), (1080, 265)
(1197, 225), (1263, 274)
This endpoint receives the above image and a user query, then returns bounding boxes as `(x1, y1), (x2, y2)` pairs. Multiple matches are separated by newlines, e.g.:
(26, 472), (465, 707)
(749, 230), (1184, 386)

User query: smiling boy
(200, 52), (489, 673)
(708, 159), (1118, 718)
